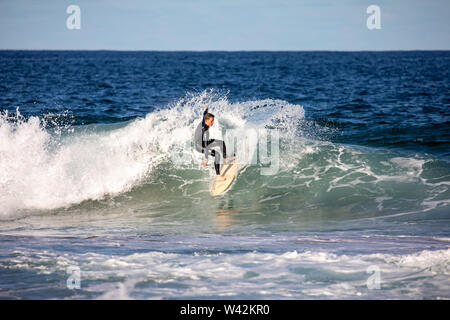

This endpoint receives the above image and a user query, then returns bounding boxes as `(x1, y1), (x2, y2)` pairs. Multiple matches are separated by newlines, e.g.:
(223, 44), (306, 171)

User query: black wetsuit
(194, 108), (227, 175)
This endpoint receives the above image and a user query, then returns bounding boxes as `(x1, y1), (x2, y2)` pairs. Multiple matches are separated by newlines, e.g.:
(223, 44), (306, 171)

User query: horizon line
(1, 49), (449, 52)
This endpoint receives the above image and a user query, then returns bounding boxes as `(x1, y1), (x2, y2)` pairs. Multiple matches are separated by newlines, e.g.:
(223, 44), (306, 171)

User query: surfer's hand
(203, 105), (208, 110)
(202, 159), (207, 167)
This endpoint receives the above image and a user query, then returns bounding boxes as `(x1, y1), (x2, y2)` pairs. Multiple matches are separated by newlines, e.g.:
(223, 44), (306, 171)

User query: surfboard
(210, 158), (238, 196)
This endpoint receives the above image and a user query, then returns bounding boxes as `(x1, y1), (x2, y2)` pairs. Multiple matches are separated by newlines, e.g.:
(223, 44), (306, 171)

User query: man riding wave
(194, 105), (234, 181)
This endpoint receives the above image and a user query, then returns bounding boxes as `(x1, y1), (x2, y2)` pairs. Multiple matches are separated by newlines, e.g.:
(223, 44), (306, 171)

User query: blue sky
(0, 0), (449, 50)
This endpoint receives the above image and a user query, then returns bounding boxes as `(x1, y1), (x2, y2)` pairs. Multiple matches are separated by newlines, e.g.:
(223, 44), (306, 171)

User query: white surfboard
(210, 159), (238, 196)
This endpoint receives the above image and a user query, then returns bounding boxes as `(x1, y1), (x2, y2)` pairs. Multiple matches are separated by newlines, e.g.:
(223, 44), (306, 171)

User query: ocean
(0, 51), (449, 299)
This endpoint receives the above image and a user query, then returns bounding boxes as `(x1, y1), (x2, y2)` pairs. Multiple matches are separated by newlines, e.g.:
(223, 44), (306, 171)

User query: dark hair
(204, 113), (215, 121)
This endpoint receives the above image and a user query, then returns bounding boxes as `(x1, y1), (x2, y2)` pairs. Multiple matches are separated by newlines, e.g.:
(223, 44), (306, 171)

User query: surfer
(194, 105), (233, 181)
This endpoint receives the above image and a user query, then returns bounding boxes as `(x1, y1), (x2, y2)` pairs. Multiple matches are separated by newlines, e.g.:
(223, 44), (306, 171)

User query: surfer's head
(204, 113), (215, 127)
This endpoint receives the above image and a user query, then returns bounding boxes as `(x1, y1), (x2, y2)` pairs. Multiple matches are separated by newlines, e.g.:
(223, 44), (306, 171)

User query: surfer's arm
(202, 105), (208, 124)
(202, 127), (210, 159)
(203, 144), (209, 160)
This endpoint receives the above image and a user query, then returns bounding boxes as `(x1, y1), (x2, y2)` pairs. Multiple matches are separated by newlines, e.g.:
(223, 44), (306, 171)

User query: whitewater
(1, 50), (449, 299)
(1, 93), (449, 299)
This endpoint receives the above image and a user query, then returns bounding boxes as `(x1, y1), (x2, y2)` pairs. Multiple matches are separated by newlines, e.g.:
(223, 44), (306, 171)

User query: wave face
(0, 92), (301, 214)
(1, 91), (449, 225)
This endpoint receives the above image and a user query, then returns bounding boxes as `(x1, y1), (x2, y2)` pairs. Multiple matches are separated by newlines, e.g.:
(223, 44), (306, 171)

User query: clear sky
(0, 0), (449, 50)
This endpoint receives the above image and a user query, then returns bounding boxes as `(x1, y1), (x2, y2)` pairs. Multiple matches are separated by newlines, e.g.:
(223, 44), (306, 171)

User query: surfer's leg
(208, 139), (234, 162)
(221, 140), (227, 159)
(209, 150), (221, 175)
(206, 140), (232, 177)
(206, 139), (227, 160)
(201, 145), (221, 175)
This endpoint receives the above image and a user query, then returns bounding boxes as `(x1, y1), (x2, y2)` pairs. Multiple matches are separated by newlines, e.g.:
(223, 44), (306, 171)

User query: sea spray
(0, 93), (305, 214)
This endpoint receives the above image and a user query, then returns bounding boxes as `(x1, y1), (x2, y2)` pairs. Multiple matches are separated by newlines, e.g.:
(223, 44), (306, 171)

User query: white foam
(0, 111), (155, 214)
(4, 246), (449, 299)
(0, 93), (306, 215)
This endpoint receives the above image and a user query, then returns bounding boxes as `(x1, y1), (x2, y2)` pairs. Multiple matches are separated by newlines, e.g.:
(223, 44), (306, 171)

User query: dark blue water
(0, 51), (449, 299)
(1, 51), (449, 157)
